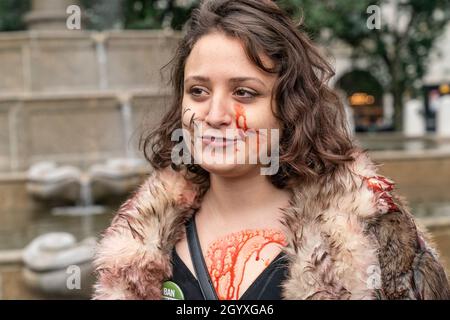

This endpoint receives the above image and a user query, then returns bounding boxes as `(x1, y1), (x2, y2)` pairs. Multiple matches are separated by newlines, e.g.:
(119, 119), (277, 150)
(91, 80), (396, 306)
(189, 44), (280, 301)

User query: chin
(199, 162), (255, 178)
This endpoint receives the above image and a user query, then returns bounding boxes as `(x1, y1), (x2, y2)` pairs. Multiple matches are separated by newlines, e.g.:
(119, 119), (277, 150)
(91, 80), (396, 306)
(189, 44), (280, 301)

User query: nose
(204, 93), (232, 129)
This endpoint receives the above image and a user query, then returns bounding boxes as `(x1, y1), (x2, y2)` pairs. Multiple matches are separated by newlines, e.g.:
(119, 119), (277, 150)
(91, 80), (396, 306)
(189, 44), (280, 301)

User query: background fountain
(22, 232), (96, 298)
(20, 157), (147, 297)
(0, 0), (177, 298)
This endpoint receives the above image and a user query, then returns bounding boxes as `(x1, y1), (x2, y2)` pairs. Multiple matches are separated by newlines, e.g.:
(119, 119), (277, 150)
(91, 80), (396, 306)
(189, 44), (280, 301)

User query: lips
(201, 135), (242, 147)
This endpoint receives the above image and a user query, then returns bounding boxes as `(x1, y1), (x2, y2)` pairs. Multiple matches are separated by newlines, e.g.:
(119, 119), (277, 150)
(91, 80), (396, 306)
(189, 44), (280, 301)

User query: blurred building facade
(330, 21), (450, 132)
(0, 0), (180, 174)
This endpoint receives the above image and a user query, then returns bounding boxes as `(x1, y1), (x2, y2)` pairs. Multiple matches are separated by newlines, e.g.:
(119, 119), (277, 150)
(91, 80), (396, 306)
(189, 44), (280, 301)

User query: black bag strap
(186, 214), (219, 300)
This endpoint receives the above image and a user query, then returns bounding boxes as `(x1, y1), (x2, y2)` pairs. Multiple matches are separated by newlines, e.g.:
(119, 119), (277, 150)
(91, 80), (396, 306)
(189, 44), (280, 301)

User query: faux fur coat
(92, 151), (450, 300)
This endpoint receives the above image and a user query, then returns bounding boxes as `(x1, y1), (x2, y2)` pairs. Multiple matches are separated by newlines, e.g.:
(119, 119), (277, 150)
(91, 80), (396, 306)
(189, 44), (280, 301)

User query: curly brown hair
(140, 0), (356, 189)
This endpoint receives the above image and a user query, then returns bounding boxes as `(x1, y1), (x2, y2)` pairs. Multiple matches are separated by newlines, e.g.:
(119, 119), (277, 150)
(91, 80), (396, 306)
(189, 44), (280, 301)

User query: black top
(167, 247), (289, 300)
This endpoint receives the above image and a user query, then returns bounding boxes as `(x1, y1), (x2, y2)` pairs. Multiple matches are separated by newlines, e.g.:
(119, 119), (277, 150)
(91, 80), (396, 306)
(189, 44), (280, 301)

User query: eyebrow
(184, 76), (267, 89)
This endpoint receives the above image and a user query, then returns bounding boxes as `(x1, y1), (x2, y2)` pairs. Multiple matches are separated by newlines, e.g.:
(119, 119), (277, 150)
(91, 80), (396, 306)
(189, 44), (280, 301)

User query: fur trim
(92, 170), (195, 299)
(92, 151), (450, 300)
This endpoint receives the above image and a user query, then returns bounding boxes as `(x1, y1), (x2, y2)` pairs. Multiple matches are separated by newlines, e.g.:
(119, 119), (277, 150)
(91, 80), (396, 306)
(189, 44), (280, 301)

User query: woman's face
(181, 31), (279, 178)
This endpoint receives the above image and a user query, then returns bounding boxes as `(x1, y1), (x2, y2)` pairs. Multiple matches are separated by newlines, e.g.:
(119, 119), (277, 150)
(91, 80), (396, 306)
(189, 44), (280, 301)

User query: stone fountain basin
(21, 232), (97, 297)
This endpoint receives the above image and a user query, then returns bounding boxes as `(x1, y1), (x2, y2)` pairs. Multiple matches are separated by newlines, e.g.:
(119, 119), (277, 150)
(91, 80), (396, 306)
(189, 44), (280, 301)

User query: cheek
(234, 103), (279, 156)
(235, 103), (278, 130)
(181, 100), (206, 130)
(234, 104), (248, 131)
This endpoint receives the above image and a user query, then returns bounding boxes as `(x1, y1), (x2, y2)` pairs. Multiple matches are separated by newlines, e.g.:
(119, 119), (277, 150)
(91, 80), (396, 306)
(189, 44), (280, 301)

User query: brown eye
(189, 87), (208, 97)
(234, 88), (258, 99)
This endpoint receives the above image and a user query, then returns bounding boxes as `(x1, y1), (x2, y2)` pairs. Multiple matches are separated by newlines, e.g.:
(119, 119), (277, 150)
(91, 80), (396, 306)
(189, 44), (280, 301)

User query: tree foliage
(0, 0), (30, 31)
(81, 0), (198, 30)
(279, 0), (450, 129)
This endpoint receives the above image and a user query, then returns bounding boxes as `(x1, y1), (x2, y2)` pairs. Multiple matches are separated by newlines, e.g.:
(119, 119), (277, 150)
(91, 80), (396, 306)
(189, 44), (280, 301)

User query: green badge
(162, 281), (185, 300)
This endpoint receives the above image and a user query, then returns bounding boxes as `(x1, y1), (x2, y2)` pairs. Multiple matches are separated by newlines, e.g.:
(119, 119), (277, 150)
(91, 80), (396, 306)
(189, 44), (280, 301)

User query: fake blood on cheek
(234, 104), (248, 131)
(234, 104), (260, 153)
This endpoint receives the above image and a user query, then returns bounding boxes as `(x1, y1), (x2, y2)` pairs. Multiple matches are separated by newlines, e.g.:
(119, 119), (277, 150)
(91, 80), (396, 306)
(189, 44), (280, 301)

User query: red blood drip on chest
(206, 229), (287, 300)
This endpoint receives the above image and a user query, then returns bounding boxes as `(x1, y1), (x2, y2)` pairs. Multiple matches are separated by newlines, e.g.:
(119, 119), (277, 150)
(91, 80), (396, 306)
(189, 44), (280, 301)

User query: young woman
(93, 0), (450, 300)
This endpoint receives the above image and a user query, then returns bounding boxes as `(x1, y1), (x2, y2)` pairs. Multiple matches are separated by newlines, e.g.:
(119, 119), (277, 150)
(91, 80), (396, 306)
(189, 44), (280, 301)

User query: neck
(200, 168), (292, 226)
